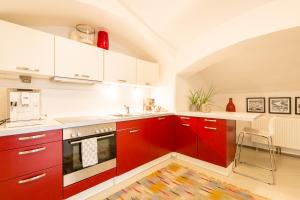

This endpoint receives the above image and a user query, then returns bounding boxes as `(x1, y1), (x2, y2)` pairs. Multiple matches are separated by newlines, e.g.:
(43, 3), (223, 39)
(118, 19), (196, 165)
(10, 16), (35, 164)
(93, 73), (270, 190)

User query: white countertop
(0, 111), (261, 137)
(176, 111), (261, 121)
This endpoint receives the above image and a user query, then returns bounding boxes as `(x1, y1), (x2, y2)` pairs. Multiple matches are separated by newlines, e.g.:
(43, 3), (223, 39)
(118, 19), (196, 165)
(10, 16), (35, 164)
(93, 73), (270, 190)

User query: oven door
(63, 132), (116, 186)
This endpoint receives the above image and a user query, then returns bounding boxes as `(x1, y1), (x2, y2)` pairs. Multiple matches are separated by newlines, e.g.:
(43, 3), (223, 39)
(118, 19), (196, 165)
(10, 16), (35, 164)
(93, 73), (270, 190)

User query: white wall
(0, 78), (152, 119)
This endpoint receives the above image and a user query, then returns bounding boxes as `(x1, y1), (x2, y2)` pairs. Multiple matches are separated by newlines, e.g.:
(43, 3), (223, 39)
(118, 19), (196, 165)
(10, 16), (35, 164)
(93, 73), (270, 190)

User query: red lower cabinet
(146, 116), (174, 160)
(0, 165), (62, 200)
(117, 119), (150, 175)
(198, 118), (236, 167)
(175, 116), (198, 158)
(63, 168), (116, 199)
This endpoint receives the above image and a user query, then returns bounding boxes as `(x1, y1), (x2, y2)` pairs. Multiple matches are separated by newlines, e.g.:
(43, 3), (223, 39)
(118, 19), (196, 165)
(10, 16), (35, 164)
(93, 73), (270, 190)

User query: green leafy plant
(198, 86), (216, 106)
(188, 90), (199, 105)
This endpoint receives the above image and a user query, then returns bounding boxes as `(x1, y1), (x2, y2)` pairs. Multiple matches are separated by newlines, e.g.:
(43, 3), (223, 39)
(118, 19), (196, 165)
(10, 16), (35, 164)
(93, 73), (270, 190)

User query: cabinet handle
(204, 119), (216, 122)
(180, 117), (190, 120)
(18, 173), (46, 184)
(16, 67), (39, 72)
(204, 126), (217, 130)
(18, 134), (46, 141)
(74, 74), (90, 78)
(158, 117), (165, 120)
(117, 79), (127, 83)
(181, 123), (190, 127)
(129, 129), (140, 133)
(18, 147), (46, 155)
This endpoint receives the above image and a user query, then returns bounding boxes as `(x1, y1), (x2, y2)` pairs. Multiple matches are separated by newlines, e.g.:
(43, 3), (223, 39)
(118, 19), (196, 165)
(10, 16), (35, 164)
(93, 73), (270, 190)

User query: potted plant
(197, 86), (216, 112)
(188, 90), (199, 112)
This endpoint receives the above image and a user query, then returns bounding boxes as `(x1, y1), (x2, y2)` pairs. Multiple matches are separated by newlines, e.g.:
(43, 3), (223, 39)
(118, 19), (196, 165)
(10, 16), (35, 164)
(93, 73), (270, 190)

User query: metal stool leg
(270, 137), (277, 171)
(267, 137), (275, 185)
(237, 132), (245, 163)
(233, 132), (243, 170)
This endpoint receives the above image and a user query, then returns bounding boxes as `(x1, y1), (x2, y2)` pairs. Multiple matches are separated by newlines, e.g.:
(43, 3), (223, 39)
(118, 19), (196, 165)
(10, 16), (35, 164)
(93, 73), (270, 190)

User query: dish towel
(81, 137), (98, 168)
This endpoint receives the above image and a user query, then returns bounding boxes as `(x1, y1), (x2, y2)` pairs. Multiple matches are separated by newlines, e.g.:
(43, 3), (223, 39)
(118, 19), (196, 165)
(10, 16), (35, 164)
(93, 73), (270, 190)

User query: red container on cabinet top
(97, 31), (109, 50)
(226, 98), (236, 112)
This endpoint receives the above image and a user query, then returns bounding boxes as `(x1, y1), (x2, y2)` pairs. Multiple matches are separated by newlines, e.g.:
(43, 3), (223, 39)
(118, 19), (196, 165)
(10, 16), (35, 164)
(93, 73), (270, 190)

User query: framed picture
(295, 97), (300, 115)
(246, 97), (265, 113)
(269, 97), (291, 114)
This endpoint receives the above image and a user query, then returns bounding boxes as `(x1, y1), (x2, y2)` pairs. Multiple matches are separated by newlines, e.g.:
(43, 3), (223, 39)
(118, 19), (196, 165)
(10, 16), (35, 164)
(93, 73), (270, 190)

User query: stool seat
(242, 127), (272, 137)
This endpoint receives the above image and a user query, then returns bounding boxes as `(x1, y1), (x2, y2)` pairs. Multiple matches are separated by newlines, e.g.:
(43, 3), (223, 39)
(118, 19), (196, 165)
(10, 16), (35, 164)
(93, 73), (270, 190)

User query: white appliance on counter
(0, 88), (41, 127)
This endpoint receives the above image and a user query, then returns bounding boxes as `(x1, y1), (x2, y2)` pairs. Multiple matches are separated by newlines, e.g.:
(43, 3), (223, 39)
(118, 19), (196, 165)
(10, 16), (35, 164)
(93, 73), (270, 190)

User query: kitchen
(1, 0), (300, 200)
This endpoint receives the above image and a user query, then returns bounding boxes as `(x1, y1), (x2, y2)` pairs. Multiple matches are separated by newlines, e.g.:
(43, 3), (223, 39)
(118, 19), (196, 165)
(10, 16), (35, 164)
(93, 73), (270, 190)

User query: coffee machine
(0, 88), (41, 123)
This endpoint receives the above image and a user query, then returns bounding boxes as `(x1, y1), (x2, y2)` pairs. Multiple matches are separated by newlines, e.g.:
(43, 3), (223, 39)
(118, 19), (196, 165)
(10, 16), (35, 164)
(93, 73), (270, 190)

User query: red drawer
(63, 168), (116, 199)
(117, 119), (145, 130)
(0, 129), (62, 151)
(0, 165), (62, 200)
(0, 141), (62, 181)
(201, 118), (226, 130)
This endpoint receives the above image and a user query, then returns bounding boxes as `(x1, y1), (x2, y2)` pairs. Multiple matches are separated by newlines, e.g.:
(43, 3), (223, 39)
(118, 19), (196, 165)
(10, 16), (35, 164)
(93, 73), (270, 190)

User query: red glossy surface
(0, 129), (62, 151)
(174, 116), (198, 158)
(0, 165), (62, 200)
(146, 116), (174, 160)
(63, 168), (116, 199)
(97, 31), (109, 50)
(117, 120), (150, 175)
(0, 141), (62, 181)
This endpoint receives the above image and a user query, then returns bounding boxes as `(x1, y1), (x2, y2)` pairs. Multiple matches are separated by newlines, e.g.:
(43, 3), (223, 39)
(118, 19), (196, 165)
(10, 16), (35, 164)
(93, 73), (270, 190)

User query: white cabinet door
(0, 20), (54, 77)
(55, 36), (103, 81)
(137, 59), (159, 86)
(104, 50), (137, 84)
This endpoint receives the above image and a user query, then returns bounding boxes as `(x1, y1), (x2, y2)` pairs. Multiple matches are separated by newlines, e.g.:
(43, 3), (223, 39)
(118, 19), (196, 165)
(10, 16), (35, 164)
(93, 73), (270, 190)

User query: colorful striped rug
(106, 163), (268, 200)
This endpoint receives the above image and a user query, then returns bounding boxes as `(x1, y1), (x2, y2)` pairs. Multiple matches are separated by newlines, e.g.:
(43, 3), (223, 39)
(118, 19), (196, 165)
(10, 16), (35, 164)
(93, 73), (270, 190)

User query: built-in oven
(62, 122), (116, 187)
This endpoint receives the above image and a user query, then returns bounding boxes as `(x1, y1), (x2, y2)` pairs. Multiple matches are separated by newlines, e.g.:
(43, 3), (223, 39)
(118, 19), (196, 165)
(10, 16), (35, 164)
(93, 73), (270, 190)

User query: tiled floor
(89, 148), (300, 200)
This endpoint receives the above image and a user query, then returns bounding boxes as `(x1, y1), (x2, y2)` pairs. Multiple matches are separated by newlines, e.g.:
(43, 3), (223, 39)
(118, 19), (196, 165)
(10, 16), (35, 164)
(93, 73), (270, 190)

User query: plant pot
(200, 103), (211, 113)
(189, 104), (198, 112)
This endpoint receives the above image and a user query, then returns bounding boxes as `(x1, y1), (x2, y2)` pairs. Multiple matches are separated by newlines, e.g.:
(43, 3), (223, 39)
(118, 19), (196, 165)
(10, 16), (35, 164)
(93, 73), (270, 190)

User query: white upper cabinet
(55, 36), (103, 82)
(137, 59), (159, 86)
(0, 20), (54, 77)
(104, 50), (137, 84)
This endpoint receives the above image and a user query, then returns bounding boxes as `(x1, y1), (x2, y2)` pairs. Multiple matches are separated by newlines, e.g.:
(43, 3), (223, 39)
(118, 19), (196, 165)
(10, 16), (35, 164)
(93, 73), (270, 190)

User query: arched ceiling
(186, 27), (300, 93)
(0, 0), (274, 67)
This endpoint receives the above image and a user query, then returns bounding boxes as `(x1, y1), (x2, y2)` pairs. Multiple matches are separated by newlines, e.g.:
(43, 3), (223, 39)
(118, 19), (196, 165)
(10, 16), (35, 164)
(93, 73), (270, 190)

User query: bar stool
(233, 116), (277, 185)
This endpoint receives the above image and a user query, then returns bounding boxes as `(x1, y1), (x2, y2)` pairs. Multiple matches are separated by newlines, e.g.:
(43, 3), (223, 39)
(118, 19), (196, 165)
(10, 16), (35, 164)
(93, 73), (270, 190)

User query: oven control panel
(63, 123), (116, 140)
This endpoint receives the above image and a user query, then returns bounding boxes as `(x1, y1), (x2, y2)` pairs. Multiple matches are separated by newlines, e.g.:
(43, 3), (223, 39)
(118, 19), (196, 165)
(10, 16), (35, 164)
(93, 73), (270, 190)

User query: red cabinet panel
(117, 120), (150, 175)
(175, 116), (198, 158)
(0, 129), (62, 151)
(63, 168), (116, 199)
(0, 165), (63, 200)
(146, 116), (174, 160)
(0, 141), (62, 181)
(198, 119), (236, 167)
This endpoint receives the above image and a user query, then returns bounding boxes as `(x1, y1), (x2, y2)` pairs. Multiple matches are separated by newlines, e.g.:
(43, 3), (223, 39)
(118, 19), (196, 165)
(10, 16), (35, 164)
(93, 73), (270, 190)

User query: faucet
(124, 105), (130, 115)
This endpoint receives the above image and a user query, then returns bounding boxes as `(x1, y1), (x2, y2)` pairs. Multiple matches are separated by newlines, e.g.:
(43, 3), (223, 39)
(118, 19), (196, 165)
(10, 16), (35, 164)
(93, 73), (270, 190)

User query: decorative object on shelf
(188, 86), (216, 112)
(246, 97), (265, 113)
(75, 24), (95, 45)
(188, 90), (199, 112)
(295, 97), (300, 115)
(143, 98), (155, 112)
(97, 30), (109, 50)
(198, 86), (215, 113)
(269, 97), (291, 114)
(226, 98), (236, 112)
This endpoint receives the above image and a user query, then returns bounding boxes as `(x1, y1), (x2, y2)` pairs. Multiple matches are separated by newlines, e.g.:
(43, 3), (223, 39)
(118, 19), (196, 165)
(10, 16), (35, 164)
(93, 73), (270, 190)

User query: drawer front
(201, 118), (226, 132)
(0, 141), (62, 181)
(0, 129), (62, 151)
(117, 119), (146, 131)
(0, 165), (62, 200)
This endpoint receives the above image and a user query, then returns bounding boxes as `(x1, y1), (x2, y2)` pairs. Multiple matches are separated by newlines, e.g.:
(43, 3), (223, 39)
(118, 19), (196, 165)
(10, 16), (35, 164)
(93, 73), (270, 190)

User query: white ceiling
(0, 0), (273, 64)
(187, 27), (300, 93)
(120, 0), (272, 50)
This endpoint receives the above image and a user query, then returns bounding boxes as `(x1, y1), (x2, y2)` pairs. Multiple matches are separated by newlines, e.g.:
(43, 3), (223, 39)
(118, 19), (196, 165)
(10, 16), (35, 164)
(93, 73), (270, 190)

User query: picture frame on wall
(246, 97), (265, 113)
(295, 97), (300, 115)
(269, 97), (291, 114)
